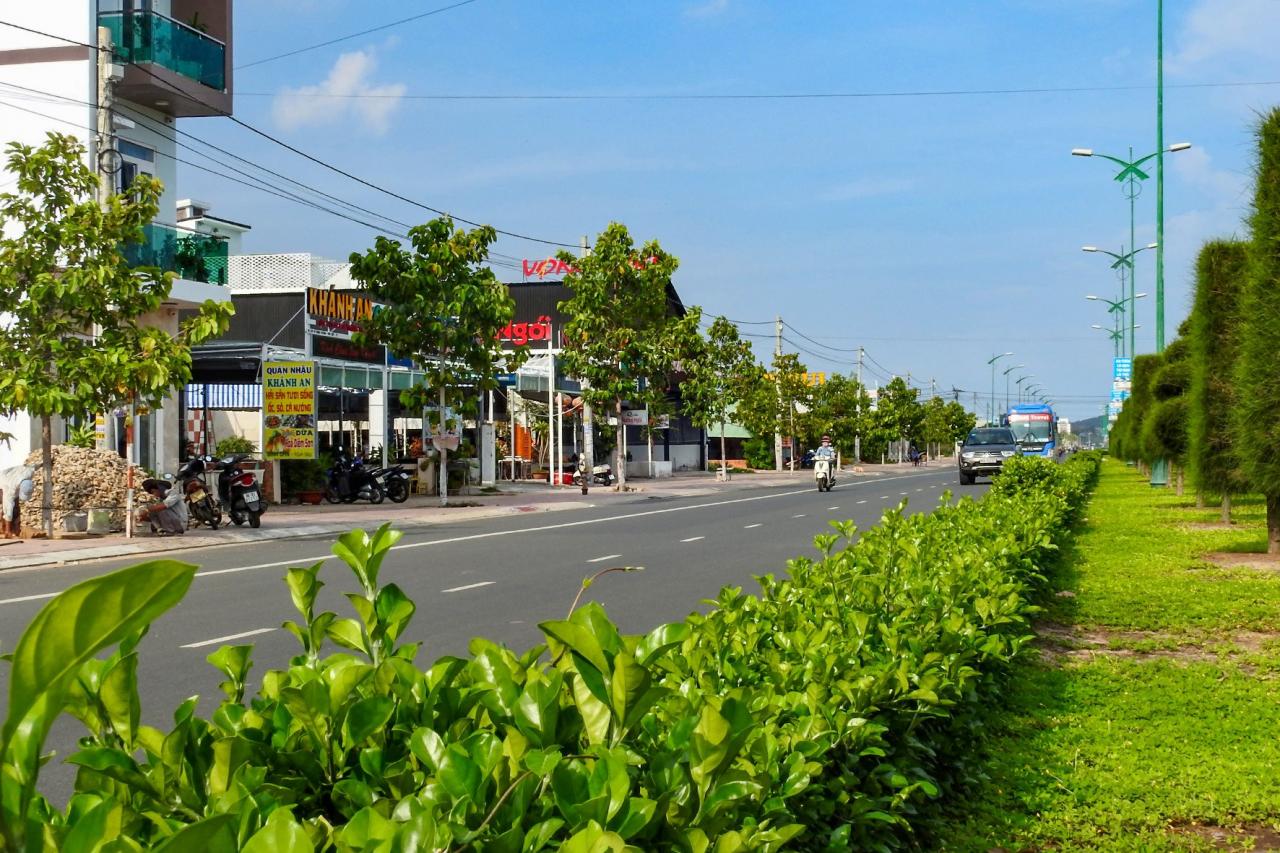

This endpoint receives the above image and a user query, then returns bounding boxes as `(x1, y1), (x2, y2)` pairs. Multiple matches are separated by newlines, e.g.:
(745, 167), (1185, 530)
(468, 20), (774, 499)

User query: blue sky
(180, 0), (1279, 420)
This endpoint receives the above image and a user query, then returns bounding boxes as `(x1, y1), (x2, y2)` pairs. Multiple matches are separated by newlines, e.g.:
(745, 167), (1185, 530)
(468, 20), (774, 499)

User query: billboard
(262, 361), (316, 460)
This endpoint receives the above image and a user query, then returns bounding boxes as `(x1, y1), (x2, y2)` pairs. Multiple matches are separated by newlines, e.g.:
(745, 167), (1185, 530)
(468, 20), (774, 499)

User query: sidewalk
(0, 462), (934, 571)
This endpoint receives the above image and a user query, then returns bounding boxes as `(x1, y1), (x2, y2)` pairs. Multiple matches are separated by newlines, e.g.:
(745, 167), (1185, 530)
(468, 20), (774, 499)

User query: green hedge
(0, 454), (1099, 851)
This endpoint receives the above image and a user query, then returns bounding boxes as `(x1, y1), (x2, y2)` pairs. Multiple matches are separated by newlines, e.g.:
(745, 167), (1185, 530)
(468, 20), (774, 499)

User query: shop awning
(706, 422), (752, 439)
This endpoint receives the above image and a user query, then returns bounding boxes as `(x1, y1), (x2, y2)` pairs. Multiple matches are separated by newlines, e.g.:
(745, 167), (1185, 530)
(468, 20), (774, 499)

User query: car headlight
(961, 452), (976, 459)
(1001, 450), (1015, 457)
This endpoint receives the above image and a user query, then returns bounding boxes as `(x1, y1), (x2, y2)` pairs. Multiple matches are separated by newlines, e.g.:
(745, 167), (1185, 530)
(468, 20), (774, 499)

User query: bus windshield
(1009, 415), (1053, 442)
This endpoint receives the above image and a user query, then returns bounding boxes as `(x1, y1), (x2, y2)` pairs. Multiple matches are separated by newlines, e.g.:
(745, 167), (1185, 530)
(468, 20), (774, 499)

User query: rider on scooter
(814, 435), (836, 462)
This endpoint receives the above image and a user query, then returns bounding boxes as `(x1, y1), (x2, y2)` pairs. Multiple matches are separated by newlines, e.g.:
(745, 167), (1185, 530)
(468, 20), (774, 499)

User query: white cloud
(1169, 0), (1280, 74)
(818, 176), (917, 202)
(1171, 146), (1249, 207)
(685, 0), (730, 18)
(272, 50), (406, 135)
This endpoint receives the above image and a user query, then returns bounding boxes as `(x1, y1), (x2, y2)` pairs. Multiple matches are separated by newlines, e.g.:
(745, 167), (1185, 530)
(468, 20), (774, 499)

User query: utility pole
(579, 235), (593, 483)
(1155, 0), (1166, 354)
(774, 315), (783, 472)
(854, 346), (863, 465)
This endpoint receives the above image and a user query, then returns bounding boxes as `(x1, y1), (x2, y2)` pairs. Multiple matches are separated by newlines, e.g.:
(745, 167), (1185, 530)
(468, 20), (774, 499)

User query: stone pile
(19, 446), (143, 532)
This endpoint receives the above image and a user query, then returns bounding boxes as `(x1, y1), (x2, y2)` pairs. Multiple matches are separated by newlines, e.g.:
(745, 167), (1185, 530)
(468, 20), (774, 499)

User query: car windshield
(965, 428), (1016, 446)
(1008, 417), (1053, 442)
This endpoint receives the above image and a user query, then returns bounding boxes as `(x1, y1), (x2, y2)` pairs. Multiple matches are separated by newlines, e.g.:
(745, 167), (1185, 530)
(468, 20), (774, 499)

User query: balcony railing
(122, 223), (229, 285)
(99, 10), (226, 91)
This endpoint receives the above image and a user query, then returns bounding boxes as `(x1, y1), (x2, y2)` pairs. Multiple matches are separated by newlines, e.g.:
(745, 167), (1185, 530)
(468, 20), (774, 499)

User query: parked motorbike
(813, 457), (835, 492)
(572, 462), (613, 490)
(176, 455), (221, 529)
(216, 454), (267, 528)
(373, 464), (411, 503)
(325, 455), (385, 504)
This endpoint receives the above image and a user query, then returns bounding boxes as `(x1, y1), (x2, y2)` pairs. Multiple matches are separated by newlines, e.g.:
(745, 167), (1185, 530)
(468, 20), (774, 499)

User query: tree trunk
(720, 423), (727, 479)
(41, 414), (53, 538)
(438, 386), (448, 507)
(1222, 492), (1232, 525)
(1196, 491), (1204, 509)
(615, 398), (626, 490)
(1269, 493), (1280, 556)
(1175, 467), (1184, 496)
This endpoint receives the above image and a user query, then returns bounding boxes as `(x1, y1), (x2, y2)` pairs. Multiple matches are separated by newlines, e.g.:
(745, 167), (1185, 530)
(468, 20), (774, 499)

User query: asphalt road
(0, 465), (982, 803)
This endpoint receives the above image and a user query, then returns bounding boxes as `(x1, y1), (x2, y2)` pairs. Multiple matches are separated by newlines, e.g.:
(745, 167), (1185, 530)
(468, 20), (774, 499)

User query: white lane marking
(0, 471), (948, 601)
(441, 581), (495, 593)
(744, 523), (762, 529)
(0, 591), (58, 605)
(916, 488), (924, 492)
(181, 628), (275, 649)
(680, 536), (705, 542)
(827, 506), (840, 511)
(793, 513), (806, 518)
(587, 554), (621, 563)
(900, 492), (909, 496)
(880, 495), (890, 499)
(857, 500), (868, 505)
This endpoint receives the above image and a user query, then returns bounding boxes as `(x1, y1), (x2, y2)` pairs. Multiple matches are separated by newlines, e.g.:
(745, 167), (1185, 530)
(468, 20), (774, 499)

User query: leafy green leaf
(242, 807), (313, 853)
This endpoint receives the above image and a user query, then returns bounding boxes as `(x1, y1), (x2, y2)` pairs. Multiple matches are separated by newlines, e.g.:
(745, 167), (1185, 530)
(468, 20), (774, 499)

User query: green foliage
(213, 435), (257, 457)
(1235, 108), (1280, 499)
(0, 133), (234, 534)
(556, 223), (686, 489)
(1115, 353), (1161, 463)
(348, 216), (523, 504)
(681, 316), (759, 469)
(804, 373), (871, 456)
(66, 421), (96, 449)
(1188, 240), (1249, 499)
(1142, 340), (1191, 465)
(3, 461), (1097, 849)
(742, 436), (774, 469)
(280, 456), (329, 494)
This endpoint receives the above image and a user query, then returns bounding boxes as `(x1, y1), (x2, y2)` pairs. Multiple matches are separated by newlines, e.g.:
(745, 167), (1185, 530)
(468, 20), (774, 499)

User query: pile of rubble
(19, 446), (143, 532)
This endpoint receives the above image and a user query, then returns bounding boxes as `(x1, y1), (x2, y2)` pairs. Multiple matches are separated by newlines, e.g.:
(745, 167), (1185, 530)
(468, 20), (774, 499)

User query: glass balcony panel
(121, 223), (229, 285)
(99, 10), (226, 91)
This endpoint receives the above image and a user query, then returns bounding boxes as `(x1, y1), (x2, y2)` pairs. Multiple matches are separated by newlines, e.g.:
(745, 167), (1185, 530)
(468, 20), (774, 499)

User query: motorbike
(325, 455), (385, 504)
(372, 464), (412, 503)
(813, 456), (835, 492)
(176, 455), (221, 529)
(572, 462), (614, 491)
(216, 454), (267, 528)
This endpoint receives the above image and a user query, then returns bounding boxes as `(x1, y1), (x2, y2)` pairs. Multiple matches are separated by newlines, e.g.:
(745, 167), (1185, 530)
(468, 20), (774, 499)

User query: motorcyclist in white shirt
(814, 435), (837, 461)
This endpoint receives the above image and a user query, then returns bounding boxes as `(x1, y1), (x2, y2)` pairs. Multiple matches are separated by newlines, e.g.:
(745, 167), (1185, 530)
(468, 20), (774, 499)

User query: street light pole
(987, 352), (1012, 425)
(1003, 364), (1023, 413)
(1084, 244), (1157, 355)
(1156, 0), (1166, 353)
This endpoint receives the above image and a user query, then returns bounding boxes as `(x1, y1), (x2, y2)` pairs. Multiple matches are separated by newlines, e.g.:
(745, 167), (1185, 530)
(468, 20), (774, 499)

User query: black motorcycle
(373, 464), (411, 503)
(176, 455), (221, 529)
(215, 454), (267, 528)
(325, 455), (385, 504)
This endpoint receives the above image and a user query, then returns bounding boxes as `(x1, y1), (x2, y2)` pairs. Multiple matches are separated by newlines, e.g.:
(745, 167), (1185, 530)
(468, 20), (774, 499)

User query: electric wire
(0, 19), (584, 249)
(236, 0), (483, 71)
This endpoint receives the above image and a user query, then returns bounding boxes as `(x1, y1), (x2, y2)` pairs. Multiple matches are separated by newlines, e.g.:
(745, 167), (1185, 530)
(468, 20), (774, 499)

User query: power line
(782, 320), (859, 353)
(0, 19), (583, 250)
(236, 0), (483, 70)
(234, 79), (1280, 102)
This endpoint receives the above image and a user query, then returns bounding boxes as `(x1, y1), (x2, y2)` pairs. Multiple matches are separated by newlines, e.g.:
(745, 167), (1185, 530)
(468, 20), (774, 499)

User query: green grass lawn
(936, 460), (1280, 852)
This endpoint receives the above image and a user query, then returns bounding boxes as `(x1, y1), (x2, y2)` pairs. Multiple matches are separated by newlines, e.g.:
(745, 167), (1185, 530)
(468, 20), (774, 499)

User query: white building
(0, 0), (235, 475)
(1058, 417), (1072, 435)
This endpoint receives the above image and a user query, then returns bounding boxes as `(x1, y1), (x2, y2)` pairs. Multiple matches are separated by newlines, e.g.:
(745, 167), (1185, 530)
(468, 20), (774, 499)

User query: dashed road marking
(181, 628), (275, 649)
(744, 523), (762, 529)
(442, 581), (496, 593)
(680, 536), (705, 542)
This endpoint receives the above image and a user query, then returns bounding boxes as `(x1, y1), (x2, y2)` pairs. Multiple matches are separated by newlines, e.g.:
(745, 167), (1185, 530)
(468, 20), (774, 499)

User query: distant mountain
(1071, 415), (1107, 442)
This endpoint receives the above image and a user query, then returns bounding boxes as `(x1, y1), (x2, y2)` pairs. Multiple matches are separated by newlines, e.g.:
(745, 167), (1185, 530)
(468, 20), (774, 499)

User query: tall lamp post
(1083, 243), (1157, 356)
(1072, 140), (1191, 353)
(1016, 374), (1034, 403)
(1002, 363), (1024, 413)
(987, 352), (1013, 425)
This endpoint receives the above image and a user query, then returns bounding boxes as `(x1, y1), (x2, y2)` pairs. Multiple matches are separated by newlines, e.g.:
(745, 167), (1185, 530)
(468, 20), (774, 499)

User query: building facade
(0, 0), (236, 474)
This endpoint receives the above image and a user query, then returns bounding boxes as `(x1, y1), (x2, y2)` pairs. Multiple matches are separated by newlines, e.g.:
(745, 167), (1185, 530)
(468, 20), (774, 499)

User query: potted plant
(282, 456), (328, 505)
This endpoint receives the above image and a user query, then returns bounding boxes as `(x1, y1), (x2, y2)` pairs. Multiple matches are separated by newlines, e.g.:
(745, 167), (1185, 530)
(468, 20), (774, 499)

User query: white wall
(116, 103), (179, 222)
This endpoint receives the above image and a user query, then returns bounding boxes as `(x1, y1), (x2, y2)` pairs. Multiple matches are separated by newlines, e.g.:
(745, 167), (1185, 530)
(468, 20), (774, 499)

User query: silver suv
(958, 427), (1020, 485)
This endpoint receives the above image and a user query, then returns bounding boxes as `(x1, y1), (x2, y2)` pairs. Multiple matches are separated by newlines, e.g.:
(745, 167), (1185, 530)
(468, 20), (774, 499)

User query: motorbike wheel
(325, 487), (341, 504)
(369, 486), (385, 505)
(249, 512), (261, 529)
(231, 510), (245, 526)
(387, 480), (409, 503)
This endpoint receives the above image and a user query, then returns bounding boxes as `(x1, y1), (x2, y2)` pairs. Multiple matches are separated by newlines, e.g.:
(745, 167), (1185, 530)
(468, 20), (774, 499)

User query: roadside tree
(772, 352), (812, 466)
(556, 223), (681, 490)
(1123, 353), (1162, 471)
(871, 377), (924, 462)
(1142, 337), (1191, 494)
(349, 216), (521, 506)
(805, 373), (870, 459)
(0, 133), (233, 536)
(1234, 107), (1280, 552)
(1188, 240), (1249, 520)
(682, 316), (758, 475)
(944, 400), (977, 449)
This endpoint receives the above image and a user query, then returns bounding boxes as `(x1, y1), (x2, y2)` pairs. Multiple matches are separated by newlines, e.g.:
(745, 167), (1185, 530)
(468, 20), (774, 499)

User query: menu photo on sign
(263, 361), (317, 460)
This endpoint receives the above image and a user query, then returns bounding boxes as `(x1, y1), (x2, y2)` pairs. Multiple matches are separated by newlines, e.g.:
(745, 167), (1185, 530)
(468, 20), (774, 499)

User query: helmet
(821, 434), (831, 442)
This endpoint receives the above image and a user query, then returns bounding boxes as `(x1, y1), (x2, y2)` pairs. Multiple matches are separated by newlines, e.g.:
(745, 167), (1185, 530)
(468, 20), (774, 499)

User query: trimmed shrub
(0, 456), (1099, 850)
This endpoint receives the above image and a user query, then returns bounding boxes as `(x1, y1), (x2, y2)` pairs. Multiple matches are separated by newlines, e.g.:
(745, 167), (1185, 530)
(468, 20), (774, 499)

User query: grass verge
(936, 459), (1280, 852)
